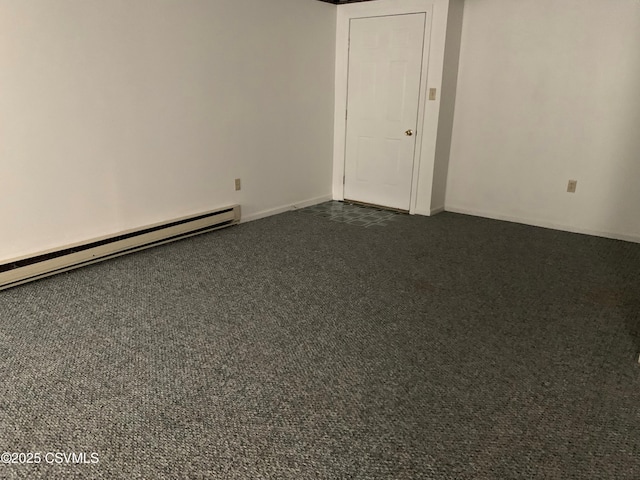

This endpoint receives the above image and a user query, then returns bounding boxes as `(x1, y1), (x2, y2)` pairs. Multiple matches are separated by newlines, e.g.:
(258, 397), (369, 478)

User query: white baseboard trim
(412, 209), (430, 216)
(241, 194), (333, 224)
(445, 205), (640, 244)
(412, 206), (443, 216)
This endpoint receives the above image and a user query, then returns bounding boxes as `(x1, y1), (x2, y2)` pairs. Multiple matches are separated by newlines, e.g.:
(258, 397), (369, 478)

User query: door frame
(333, 0), (440, 215)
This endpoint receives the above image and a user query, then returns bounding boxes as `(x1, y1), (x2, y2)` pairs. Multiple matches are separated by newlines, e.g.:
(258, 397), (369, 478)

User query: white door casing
(333, 0), (450, 216)
(344, 13), (427, 211)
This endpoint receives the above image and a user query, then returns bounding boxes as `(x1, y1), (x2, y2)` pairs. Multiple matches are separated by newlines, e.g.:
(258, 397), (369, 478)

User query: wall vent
(0, 205), (241, 290)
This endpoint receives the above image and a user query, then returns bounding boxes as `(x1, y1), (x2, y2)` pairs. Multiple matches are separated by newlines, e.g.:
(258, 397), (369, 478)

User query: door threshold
(343, 199), (409, 214)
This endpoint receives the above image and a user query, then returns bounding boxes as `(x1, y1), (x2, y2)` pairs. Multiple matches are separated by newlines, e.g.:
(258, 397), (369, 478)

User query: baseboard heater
(0, 205), (241, 291)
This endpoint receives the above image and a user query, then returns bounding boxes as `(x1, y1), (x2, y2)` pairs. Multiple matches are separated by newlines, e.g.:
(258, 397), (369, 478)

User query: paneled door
(344, 13), (427, 211)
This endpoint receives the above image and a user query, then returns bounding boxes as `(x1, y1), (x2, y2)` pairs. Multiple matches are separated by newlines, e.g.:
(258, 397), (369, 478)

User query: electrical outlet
(235, 178), (241, 191)
(567, 180), (577, 193)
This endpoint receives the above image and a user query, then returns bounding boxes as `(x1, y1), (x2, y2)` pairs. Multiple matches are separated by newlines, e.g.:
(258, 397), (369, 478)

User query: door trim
(333, 0), (435, 215)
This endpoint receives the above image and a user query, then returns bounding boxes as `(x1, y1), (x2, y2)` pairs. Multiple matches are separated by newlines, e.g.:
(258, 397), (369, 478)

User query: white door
(344, 14), (427, 211)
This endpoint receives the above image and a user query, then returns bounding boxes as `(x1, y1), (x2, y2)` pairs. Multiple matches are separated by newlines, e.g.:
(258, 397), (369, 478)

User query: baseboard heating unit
(0, 205), (241, 291)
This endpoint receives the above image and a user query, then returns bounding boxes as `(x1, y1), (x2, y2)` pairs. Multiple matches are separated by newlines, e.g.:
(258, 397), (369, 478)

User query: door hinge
(345, 109), (348, 120)
(343, 175), (345, 185)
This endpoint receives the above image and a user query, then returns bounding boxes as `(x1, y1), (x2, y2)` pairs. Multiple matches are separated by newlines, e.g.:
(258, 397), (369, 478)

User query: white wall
(446, 0), (640, 242)
(430, 0), (464, 212)
(0, 0), (336, 261)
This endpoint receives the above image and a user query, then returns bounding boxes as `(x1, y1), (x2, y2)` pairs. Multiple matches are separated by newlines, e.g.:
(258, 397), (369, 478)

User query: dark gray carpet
(1, 203), (639, 479)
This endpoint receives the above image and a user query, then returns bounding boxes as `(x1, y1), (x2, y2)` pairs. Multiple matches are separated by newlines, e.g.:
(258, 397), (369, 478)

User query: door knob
(405, 129), (414, 136)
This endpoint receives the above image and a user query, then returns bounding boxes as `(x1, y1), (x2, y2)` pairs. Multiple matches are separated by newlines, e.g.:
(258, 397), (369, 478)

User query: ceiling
(316, 0), (375, 4)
